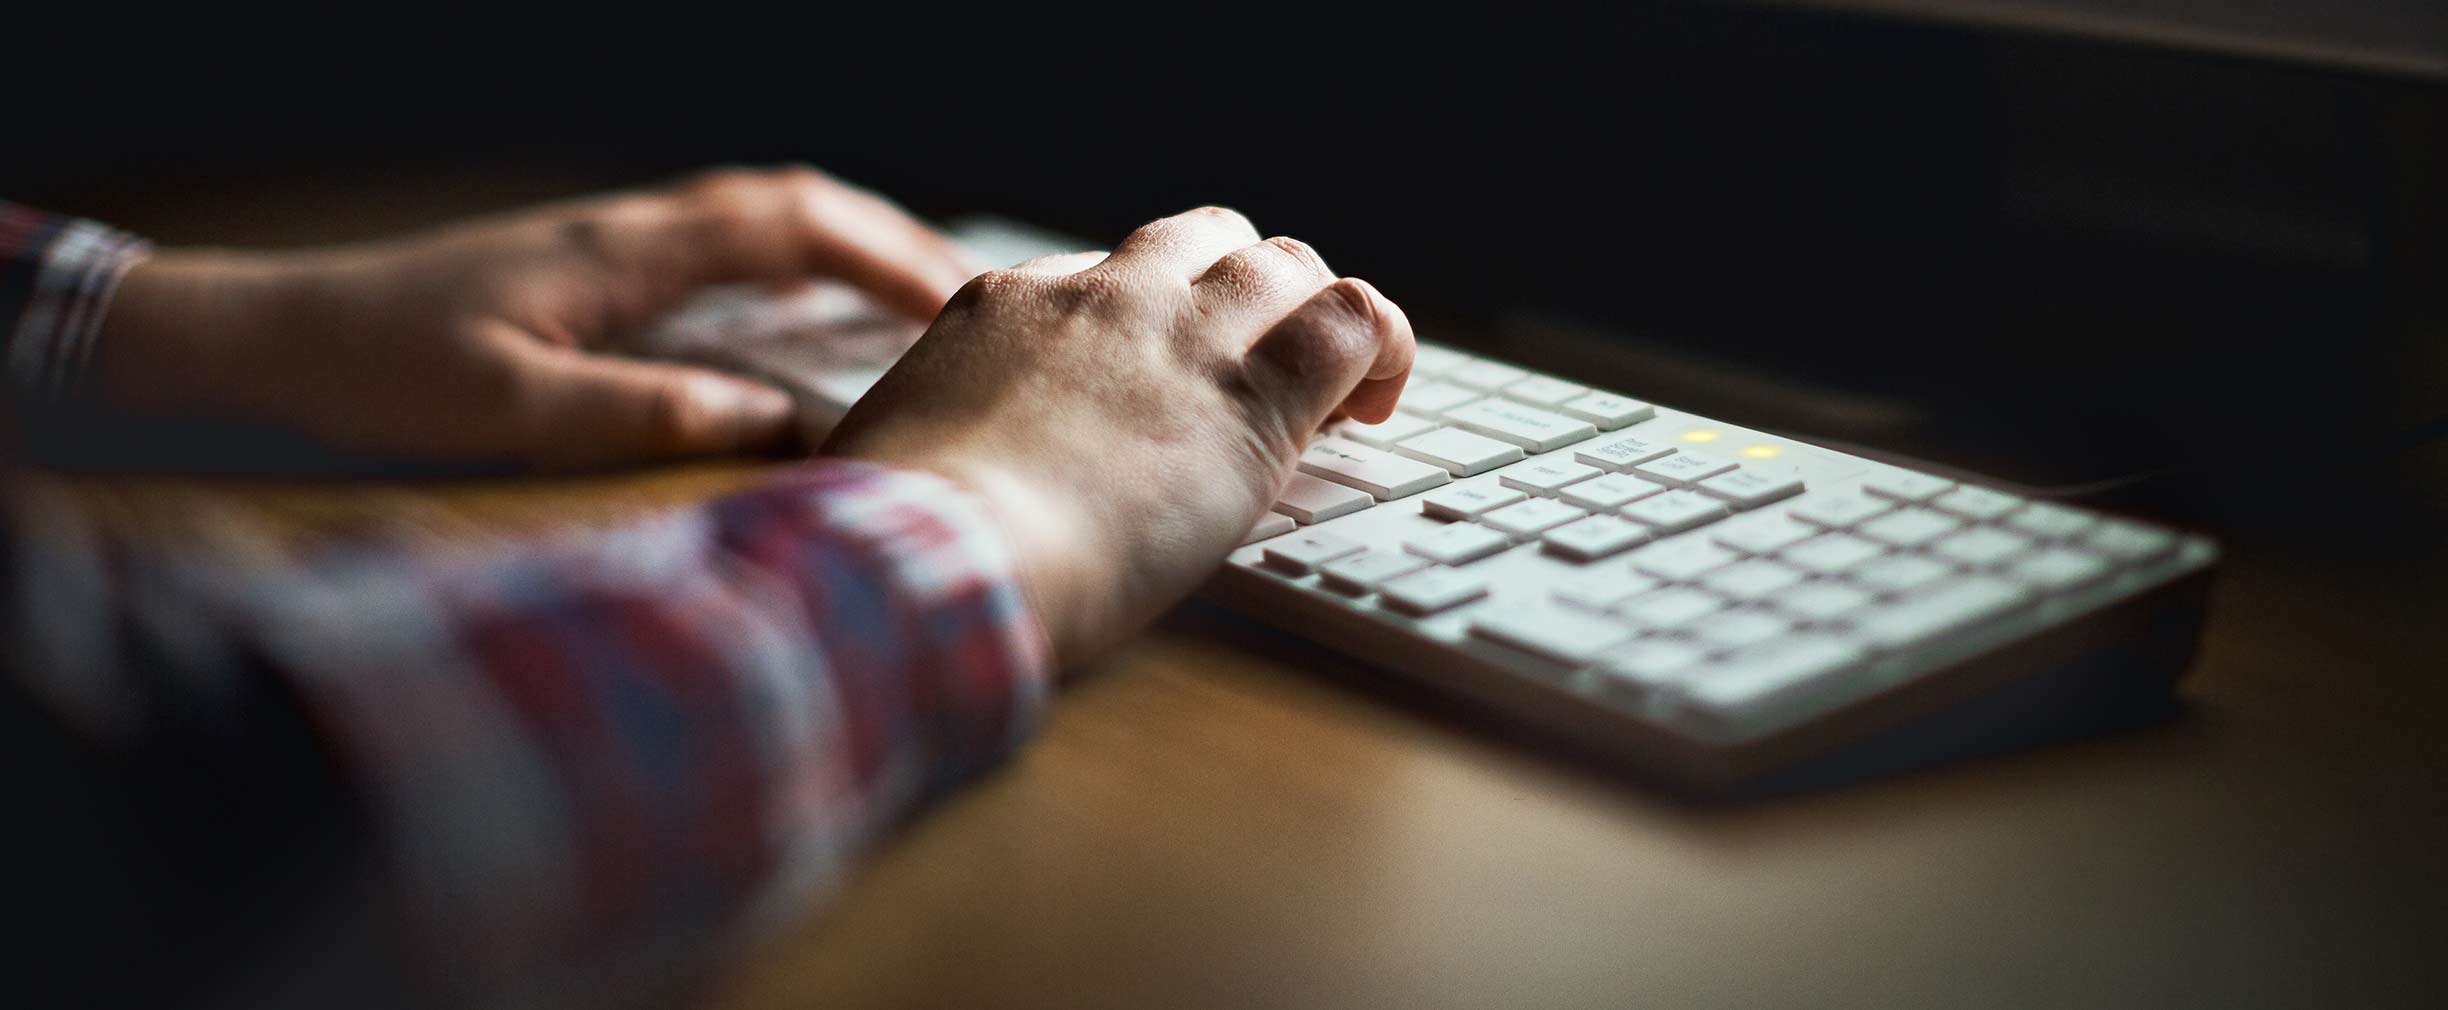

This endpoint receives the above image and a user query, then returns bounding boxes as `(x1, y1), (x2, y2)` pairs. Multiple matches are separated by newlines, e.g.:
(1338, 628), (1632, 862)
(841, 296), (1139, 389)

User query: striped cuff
(4, 214), (151, 406)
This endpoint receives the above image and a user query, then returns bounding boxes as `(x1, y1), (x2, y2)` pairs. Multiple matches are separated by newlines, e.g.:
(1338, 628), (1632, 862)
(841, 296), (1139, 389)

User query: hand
(824, 207), (1415, 663)
(93, 166), (977, 468)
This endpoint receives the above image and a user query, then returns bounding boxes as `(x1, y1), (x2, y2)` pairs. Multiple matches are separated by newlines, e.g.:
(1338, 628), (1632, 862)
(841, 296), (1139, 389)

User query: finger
(502, 339), (798, 468)
(1192, 235), (1336, 330)
(1007, 250), (1110, 276)
(1099, 206), (1262, 281)
(1240, 278), (1414, 440)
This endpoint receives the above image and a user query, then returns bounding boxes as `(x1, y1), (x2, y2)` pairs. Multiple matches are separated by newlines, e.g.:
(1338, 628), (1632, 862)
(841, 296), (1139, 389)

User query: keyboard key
(1480, 498), (1589, 538)
(1396, 427), (1525, 476)
(1848, 553), (1957, 595)
(1445, 399), (1600, 453)
(1271, 472), (1374, 524)
(1244, 512), (1296, 544)
(1778, 532), (1889, 575)
(1620, 490), (1730, 533)
(2002, 548), (2111, 593)
(1616, 586), (1727, 628)
(1447, 359), (1528, 390)
(1403, 522), (1512, 565)
(1766, 580), (1876, 623)
(1685, 609), (1794, 651)
(1679, 634), (1865, 718)
(1697, 468), (1805, 509)
(1596, 638), (1709, 689)
(1931, 485), (2024, 522)
(1396, 381), (1480, 418)
(1379, 567), (1491, 615)
(1554, 566), (1663, 611)
(1856, 507), (1965, 549)
(1499, 375), (1589, 407)
(1500, 459), (1602, 496)
(1627, 537), (1741, 581)
(1864, 471), (1957, 503)
(2004, 502), (2098, 542)
(1262, 530), (1366, 574)
(1317, 549), (1427, 594)
(1540, 514), (1653, 560)
(1408, 344), (1467, 377)
(1334, 412), (1437, 450)
(1853, 576), (2031, 648)
(1711, 511), (1819, 555)
(2081, 521), (2178, 564)
(1471, 603), (1636, 663)
(1557, 392), (1655, 430)
(1929, 526), (2036, 568)
(1559, 473), (1667, 510)
(1699, 559), (1807, 601)
(1633, 451), (1737, 486)
(1420, 483), (1528, 520)
(1299, 436), (1452, 500)
(1788, 490), (1893, 529)
(1575, 435), (1676, 471)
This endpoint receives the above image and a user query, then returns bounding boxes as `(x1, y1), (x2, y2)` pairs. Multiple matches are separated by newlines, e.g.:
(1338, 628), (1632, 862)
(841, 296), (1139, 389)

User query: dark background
(7, 2), (2443, 538)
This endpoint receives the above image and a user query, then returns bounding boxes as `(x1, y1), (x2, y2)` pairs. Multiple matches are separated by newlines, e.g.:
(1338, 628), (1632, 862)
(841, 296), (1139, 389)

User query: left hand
(94, 165), (977, 468)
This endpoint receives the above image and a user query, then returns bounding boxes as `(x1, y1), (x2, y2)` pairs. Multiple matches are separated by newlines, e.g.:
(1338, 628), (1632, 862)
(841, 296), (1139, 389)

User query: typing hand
(824, 207), (1416, 663)
(95, 166), (976, 468)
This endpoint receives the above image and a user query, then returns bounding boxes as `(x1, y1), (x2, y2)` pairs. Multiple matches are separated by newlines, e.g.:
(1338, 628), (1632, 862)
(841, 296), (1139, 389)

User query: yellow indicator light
(1741, 444), (1783, 459)
(1683, 429), (1722, 443)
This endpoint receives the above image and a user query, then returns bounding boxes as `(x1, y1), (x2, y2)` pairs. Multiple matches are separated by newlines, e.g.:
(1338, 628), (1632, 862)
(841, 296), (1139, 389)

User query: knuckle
(641, 380), (710, 446)
(1264, 236), (1328, 276)
(944, 268), (1029, 315)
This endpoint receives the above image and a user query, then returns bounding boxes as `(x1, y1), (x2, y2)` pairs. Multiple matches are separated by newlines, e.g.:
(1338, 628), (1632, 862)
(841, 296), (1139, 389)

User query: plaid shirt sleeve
(0, 201), (151, 406)
(2, 205), (1053, 1010)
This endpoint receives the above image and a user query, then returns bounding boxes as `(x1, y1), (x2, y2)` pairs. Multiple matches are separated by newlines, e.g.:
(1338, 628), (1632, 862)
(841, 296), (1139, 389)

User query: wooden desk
(48, 462), (2446, 1010)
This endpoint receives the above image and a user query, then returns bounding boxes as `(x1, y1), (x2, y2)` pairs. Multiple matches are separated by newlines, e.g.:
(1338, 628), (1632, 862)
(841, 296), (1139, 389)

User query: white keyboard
(639, 218), (2221, 794)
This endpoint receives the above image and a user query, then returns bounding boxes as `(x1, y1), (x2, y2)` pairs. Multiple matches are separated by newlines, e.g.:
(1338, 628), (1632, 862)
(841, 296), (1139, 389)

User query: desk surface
(49, 458), (2447, 1010)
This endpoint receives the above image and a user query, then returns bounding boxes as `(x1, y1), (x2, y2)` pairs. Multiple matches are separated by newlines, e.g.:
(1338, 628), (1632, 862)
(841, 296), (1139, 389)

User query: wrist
(92, 250), (305, 421)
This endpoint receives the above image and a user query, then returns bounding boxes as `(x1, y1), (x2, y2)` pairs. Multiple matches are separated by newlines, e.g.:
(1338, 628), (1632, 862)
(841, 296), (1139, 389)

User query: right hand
(823, 207), (1415, 664)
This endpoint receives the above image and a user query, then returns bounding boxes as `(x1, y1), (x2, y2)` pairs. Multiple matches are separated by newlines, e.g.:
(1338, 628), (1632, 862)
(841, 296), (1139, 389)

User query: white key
(1317, 549), (1428, 594)
(1931, 485), (2025, 522)
(1711, 511), (1819, 555)
(1778, 532), (1889, 575)
(1471, 604), (1636, 664)
(2002, 548), (2111, 593)
(1447, 359), (1528, 390)
(1299, 436), (1452, 500)
(1788, 490), (1893, 529)
(1379, 567), (1491, 615)
(1864, 471), (1957, 503)
(1679, 634), (1865, 718)
(1559, 472), (1667, 510)
(1396, 381), (1480, 418)
(1854, 576), (2031, 648)
(1930, 526), (2035, 568)
(1558, 392), (1655, 430)
(1685, 609), (1793, 651)
(1620, 489), (1729, 533)
(1597, 638), (1709, 689)
(1633, 451), (1737, 486)
(1856, 507), (1965, 548)
(1499, 375), (1589, 407)
(1262, 530), (1366, 574)
(1334, 412), (1437, 450)
(1500, 459), (1601, 496)
(2004, 502), (2098, 542)
(1244, 512), (1296, 544)
(1575, 435), (1676, 471)
(1766, 580), (1877, 623)
(1395, 427), (1524, 476)
(1419, 483), (1528, 520)
(1700, 559), (1806, 601)
(1444, 399), (1600, 452)
(2082, 521), (2177, 564)
(1848, 553), (1957, 595)
(1554, 566), (1663, 611)
(1271, 472), (1374, 524)
(1409, 344), (1468, 377)
(1616, 586), (1727, 628)
(1540, 515), (1653, 560)
(1627, 536), (1741, 582)
(1403, 522), (1513, 565)
(1696, 468), (1805, 509)
(1480, 498), (1588, 538)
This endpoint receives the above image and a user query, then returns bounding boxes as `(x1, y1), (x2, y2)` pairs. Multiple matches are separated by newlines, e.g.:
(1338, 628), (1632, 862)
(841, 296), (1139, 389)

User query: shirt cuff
(0, 205), (151, 406)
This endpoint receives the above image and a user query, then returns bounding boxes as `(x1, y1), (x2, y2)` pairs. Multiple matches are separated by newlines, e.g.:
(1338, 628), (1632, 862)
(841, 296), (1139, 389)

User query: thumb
(1241, 278), (1416, 440)
(510, 346), (798, 468)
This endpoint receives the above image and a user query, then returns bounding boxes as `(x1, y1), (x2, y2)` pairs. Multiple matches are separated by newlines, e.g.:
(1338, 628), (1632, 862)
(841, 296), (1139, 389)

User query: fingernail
(697, 378), (796, 447)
